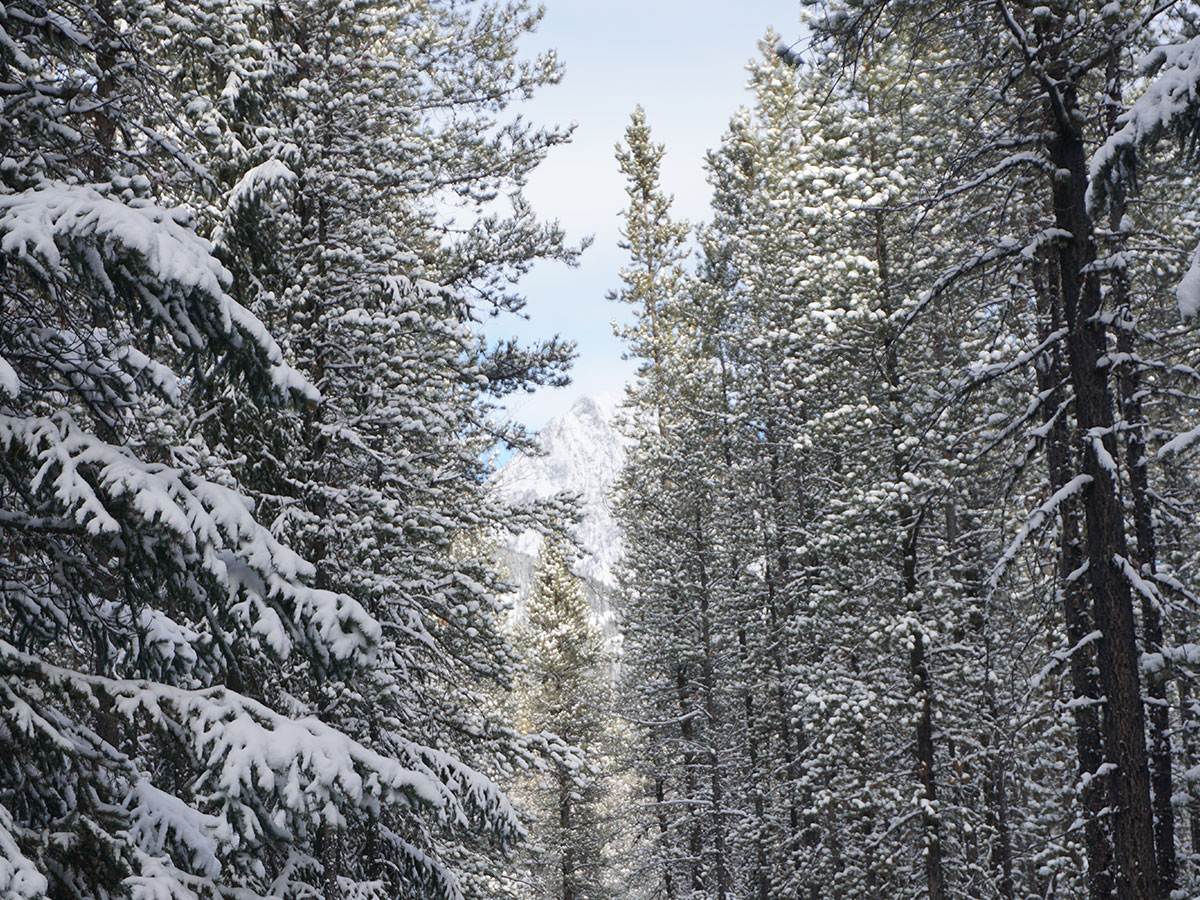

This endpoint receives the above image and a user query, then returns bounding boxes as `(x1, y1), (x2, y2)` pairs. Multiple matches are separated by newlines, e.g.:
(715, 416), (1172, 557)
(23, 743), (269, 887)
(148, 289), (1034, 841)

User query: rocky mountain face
(492, 394), (627, 641)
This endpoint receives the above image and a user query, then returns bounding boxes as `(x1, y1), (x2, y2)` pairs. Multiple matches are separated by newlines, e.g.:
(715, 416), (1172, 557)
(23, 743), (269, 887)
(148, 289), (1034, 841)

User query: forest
(4, 1), (1200, 900)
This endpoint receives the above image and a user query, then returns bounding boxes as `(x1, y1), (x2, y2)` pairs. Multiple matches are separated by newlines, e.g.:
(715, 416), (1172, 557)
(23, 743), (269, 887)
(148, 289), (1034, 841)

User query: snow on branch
(0, 640), (446, 830)
(902, 229), (1071, 333)
(0, 354), (19, 399)
(936, 151), (1056, 202)
(374, 834), (465, 900)
(1090, 36), (1200, 215)
(225, 159), (297, 218)
(391, 737), (522, 838)
(1087, 427), (1119, 476)
(1159, 421), (1200, 458)
(960, 328), (1067, 391)
(6, 7), (93, 48)
(0, 802), (46, 899)
(125, 779), (230, 880)
(989, 474), (1093, 588)
(0, 181), (316, 401)
(1176, 239), (1200, 319)
(123, 848), (217, 900)
(1031, 629), (1102, 690)
(1115, 554), (1163, 611)
(0, 412), (381, 666)
(1086, 32), (1200, 318)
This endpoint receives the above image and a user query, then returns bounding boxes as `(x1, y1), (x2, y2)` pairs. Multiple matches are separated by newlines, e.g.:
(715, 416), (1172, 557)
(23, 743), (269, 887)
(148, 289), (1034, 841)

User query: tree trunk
(675, 663), (703, 894)
(695, 523), (730, 900)
(1106, 120), (1176, 895)
(320, 821), (341, 900)
(654, 775), (677, 900)
(92, 0), (117, 177)
(740, 628), (771, 900)
(1176, 671), (1200, 864)
(1045, 82), (1157, 900)
(560, 780), (576, 900)
(904, 511), (947, 900)
(1034, 257), (1115, 900)
(872, 168), (947, 900)
(1116, 306), (1176, 899)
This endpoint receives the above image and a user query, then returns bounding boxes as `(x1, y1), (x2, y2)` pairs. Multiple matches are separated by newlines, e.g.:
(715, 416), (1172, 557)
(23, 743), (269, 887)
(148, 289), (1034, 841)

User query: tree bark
(1044, 80), (1158, 900)
(872, 161), (947, 900)
(320, 821), (342, 900)
(1176, 670), (1200, 863)
(740, 628), (771, 900)
(695, 523), (730, 900)
(675, 662), (704, 894)
(560, 780), (576, 900)
(1034, 257), (1115, 900)
(904, 511), (947, 900)
(654, 775), (677, 900)
(1106, 104), (1176, 892)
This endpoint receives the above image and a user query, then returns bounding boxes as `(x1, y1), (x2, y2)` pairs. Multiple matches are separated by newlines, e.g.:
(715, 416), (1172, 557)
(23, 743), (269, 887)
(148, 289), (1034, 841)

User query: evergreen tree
(611, 106), (741, 900)
(172, 2), (583, 895)
(611, 13), (1200, 900)
(0, 1), (582, 898)
(512, 540), (615, 900)
(0, 3), (403, 897)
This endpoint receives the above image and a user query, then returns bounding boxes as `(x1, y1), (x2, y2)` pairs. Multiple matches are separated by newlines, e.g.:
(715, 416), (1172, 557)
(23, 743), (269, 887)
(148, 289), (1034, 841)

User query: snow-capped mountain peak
(492, 393), (627, 589)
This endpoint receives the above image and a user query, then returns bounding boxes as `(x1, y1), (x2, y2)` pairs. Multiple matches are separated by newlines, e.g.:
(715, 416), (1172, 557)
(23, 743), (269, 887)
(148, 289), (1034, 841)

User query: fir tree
(0, 2), (583, 898)
(512, 540), (616, 900)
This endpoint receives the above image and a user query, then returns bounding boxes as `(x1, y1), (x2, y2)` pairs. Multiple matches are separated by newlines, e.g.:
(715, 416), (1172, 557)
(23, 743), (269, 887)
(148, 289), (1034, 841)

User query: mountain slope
(492, 394), (627, 633)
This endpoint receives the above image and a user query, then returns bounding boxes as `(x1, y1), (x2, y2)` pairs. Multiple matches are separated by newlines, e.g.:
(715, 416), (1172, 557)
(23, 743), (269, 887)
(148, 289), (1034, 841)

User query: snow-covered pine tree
(809, 1), (1200, 897)
(176, 2), (587, 897)
(1, 1), (584, 898)
(610, 107), (745, 900)
(511, 540), (616, 900)
(611, 22), (1147, 900)
(0, 3), (429, 898)
(692, 46), (849, 898)
(693, 35), (998, 899)
(606, 6), (1200, 900)
(610, 105), (691, 412)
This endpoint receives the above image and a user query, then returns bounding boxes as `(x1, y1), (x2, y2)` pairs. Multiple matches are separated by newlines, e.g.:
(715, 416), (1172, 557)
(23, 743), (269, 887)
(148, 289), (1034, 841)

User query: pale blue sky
(495, 1), (803, 429)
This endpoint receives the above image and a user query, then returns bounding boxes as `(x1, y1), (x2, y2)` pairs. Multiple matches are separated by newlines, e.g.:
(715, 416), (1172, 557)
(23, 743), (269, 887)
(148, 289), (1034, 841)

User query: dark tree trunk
(92, 0), (118, 177)
(740, 628), (771, 900)
(560, 781), (576, 900)
(904, 511), (947, 900)
(981, 728), (1016, 900)
(1117, 307), (1176, 899)
(654, 775), (677, 900)
(1106, 123), (1177, 895)
(1176, 672), (1200, 865)
(871, 164), (947, 900)
(1034, 257), (1115, 900)
(319, 822), (342, 900)
(1044, 80), (1158, 900)
(675, 663), (703, 894)
(695, 525), (730, 900)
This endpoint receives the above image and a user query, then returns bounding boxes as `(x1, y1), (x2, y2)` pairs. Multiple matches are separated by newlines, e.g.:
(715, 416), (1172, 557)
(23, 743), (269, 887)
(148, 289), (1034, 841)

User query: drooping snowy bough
(1089, 34), (1200, 318)
(0, 172), (522, 897)
(0, 2), (555, 898)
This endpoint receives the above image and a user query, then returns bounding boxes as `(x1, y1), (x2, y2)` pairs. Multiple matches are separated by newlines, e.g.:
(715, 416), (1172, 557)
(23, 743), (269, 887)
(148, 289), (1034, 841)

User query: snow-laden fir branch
(0, 182), (315, 402)
(989, 474), (1093, 589)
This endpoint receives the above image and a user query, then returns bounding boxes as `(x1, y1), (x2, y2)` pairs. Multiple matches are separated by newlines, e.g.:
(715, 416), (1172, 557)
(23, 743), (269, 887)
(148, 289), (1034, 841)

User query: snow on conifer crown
(0, 0), (574, 896)
(0, 182), (316, 401)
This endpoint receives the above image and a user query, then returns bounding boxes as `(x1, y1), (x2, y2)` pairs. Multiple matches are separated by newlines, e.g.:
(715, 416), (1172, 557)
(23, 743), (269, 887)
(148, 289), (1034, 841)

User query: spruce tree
(0, 4), (402, 897)
(0, 1), (583, 898)
(512, 540), (616, 900)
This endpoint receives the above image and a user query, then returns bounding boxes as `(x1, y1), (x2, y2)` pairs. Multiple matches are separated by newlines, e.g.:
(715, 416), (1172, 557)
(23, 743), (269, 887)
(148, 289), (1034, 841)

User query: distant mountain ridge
(491, 394), (628, 635)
